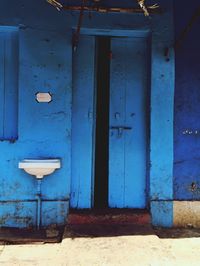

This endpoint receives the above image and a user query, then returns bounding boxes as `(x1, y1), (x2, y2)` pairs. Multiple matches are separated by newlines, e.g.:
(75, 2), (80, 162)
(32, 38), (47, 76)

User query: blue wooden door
(71, 35), (96, 208)
(109, 37), (148, 208)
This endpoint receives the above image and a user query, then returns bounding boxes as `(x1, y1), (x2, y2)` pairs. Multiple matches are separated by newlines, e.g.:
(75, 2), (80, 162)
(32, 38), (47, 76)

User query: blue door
(71, 35), (148, 209)
(109, 37), (148, 208)
(71, 35), (96, 208)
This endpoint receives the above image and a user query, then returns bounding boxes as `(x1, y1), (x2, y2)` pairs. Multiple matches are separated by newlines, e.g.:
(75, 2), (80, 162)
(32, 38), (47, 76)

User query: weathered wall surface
(0, 0), (176, 228)
(0, 0), (153, 228)
(174, 0), (200, 200)
(0, 1), (73, 227)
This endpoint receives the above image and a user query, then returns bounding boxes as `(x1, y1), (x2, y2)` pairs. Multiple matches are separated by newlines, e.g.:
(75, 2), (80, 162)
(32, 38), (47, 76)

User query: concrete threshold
(67, 208), (151, 225)
(65, 209), (152, 238)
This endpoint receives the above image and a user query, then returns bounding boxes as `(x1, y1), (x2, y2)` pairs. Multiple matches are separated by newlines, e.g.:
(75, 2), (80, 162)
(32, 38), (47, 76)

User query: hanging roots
(46, 0), (63, 11)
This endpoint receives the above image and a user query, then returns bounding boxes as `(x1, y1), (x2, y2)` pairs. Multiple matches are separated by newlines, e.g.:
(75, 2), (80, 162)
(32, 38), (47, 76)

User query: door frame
(81, 31), (151, 209)
(72, 7), (175, 227)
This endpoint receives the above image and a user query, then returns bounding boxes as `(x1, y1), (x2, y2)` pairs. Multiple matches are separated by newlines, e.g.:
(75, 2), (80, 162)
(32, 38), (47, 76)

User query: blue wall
(1, 0), (196, 228)
(0, 1), (73, 227)
(0, 0), (154, 227)
(174, 0), (200, 200)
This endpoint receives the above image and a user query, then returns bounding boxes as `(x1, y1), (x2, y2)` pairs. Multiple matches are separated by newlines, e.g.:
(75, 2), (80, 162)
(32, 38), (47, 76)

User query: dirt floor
(0, 225), (200, 266)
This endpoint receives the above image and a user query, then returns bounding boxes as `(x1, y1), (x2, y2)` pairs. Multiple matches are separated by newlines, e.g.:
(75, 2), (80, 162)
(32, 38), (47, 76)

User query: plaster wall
(0, 1), (73, 227)
(0, 0), (175, 228)
(174, 0), (200, 201)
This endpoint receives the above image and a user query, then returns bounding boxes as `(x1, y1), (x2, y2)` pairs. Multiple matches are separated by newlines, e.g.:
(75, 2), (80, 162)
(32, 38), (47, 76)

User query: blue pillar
(150, 0), (175, 227)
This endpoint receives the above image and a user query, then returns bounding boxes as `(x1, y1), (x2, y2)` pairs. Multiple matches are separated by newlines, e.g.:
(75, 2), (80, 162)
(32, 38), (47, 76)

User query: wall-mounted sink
(18, 159), (61, 179)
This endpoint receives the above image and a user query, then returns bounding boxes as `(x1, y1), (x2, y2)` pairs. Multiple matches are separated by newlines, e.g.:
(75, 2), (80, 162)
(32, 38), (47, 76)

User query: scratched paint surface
(0, 0), (175, 228)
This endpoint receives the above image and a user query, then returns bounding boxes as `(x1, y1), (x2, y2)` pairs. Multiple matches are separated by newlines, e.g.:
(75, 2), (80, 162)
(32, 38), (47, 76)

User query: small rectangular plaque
(36, 92), (52, 103)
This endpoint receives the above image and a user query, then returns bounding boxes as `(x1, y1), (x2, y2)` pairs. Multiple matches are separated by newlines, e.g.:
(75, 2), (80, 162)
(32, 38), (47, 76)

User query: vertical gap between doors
(94, 36), (110, 209)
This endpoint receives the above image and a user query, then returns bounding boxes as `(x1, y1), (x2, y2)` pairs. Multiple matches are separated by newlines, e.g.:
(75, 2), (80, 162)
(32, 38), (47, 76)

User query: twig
(46, 0), (62, 11)
(175, 6), (200, 50)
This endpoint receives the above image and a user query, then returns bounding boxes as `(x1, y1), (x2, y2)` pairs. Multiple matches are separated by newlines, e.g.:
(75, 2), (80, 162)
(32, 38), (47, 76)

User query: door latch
(110, 126), (132, 138)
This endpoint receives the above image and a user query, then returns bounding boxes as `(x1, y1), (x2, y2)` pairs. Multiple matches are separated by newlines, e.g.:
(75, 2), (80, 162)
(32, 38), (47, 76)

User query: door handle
(110, 126), (132, 137)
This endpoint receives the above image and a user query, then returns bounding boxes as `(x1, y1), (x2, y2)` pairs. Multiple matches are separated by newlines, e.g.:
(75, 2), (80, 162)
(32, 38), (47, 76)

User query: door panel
(109, 37), (148, 208)
(71, 35), (95, 209)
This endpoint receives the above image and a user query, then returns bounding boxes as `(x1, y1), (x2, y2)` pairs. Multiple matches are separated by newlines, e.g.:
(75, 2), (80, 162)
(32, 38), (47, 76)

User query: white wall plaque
(36, 92), (52, 103)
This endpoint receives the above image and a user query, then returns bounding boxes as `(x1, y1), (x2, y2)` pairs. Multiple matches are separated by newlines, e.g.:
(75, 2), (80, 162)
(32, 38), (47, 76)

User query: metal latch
(110, 126), (132, 137)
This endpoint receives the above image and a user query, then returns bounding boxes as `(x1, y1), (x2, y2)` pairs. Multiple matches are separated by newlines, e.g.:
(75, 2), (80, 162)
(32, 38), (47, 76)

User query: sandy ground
(0, 227), (200, 266)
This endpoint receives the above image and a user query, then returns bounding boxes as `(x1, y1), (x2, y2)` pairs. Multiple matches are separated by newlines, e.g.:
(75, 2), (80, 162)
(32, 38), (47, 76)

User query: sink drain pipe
(36, 179), (42, 229)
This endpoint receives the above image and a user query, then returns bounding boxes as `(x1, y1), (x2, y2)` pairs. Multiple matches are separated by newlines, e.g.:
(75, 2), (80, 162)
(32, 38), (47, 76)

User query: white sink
(19, 159), (61, 179)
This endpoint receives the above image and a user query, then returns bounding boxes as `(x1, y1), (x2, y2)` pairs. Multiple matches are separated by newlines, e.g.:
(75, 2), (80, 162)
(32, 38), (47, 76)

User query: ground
(0, 225), (200, 266)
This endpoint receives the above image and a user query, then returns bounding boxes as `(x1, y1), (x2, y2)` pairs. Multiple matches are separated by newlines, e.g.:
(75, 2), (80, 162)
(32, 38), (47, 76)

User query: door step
(65, 209), (152, 237)
(67, 209), (151, 226)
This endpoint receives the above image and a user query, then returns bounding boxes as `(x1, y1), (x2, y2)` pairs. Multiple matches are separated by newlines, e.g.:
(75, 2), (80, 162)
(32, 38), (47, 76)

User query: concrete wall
(173, 0), (200, 227)
(174, 0), (200, 200)
(3, 0), (198, 228)
(0, 0), (73, 227)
